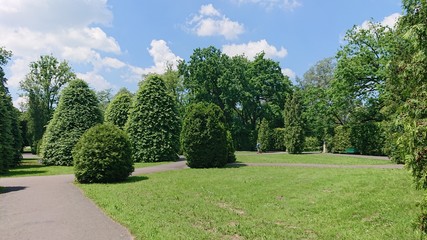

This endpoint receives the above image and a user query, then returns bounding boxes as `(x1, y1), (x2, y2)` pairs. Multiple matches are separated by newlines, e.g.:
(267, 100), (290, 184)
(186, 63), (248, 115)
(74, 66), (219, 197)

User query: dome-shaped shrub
(181, 102), (228, 168)
(73, 123), (134, 183)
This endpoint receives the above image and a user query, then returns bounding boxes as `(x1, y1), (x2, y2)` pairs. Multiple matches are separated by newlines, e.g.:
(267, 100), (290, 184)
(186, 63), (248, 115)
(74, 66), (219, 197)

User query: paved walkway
(0, 161), (188, 240)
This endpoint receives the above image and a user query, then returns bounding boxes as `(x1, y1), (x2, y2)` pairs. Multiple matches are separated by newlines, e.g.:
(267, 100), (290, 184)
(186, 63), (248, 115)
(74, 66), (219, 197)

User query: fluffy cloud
(282, 68), (296, 79)
(222, 39), (287, 60)
(187, 4), (244, 39)
(360, 12), (401, 30)
(135, 40), (182, 77)
(0, 0), (121, 91)
(236, 0), (302, 11)
(76, 71), (114, 91)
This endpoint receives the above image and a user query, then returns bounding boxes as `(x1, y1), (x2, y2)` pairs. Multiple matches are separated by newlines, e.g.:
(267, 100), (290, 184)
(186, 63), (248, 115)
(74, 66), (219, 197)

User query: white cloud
(282, 68), (296, 79)
(360, 12), (401, 30)
(76, 71), (114, 91)
(138, 40), (182, 76)
(0, 0), (121, 93)
(13, 96), (28, 110)
(222, 39), (288, 60)
(187, 4), (244, 39)
(236, 0), (302, 11)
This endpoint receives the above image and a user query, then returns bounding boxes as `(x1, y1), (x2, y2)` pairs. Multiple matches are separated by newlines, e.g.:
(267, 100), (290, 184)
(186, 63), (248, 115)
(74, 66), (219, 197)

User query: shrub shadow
(122, 175), (149, 183)
(4, 170), (47, 177)
(0, 186), (27, 194)
(225, 163), (248, 168)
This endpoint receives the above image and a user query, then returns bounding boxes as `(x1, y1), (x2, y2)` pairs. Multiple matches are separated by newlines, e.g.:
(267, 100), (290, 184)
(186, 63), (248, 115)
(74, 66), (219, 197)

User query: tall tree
(41, 79), (102, 166)
(299, 57), (336, 152)
(0, 47), (22, 172)
(104, 88), (133, 130)
(20, 55), (76, 151)
(284, 91), (305, 154)
(126, 75), (180, 162)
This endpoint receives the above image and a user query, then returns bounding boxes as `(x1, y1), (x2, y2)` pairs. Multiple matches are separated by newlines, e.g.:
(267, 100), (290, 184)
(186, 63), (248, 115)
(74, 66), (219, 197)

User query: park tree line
(0, 0), (426, 188)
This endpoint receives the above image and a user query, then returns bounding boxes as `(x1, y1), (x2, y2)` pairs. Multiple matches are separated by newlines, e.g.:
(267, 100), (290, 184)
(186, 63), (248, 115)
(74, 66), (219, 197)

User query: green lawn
(2, 158), (170, 178)
(79, 166), (422, 239)
(236, 152), (394, 165)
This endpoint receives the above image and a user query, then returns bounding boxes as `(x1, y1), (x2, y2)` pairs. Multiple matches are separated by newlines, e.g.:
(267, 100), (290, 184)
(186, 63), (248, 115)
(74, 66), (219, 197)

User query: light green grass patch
(237, 152), (393, 165)
(79, 167), (421, 239)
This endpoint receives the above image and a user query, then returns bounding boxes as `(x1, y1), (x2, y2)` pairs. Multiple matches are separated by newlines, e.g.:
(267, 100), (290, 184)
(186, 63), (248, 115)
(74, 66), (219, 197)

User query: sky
(0, 0), (402, 107)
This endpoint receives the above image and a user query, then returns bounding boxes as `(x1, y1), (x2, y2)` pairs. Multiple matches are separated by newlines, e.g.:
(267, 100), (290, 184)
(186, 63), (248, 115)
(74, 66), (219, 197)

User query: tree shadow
(225, 163), (248, 168)
(0, 186), (27, 194)
(4, 170), (47, 177)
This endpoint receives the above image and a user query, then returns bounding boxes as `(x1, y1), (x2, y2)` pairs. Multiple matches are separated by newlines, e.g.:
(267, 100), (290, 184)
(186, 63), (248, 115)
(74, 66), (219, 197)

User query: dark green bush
(73, 123), (134, 183)
(126, 75), (180, 162)
(104, 88), (132, 130)
(257, 119), (272, 152)
(41, 79), (103, 166)
(304, 136), (322, 152)
(349, 122), (385, 155)
(332, 125), (351, 153)
(226, 131), (236, 163)
(284, 92), (305, 154)
(271, 128), (286, 151)
(181, 103), (228, 168)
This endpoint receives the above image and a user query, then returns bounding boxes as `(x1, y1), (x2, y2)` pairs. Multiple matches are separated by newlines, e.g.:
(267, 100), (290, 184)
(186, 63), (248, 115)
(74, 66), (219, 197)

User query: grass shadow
(4, 170), (48, 177)
(0, 186), (27, 194)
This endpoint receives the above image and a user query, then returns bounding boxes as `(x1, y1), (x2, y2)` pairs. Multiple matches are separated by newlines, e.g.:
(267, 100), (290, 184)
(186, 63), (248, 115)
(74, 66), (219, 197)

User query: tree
(73, 123), (134, 183)
(104, 88), (132, 130)
(181, 103), (228, 168)
(298, 57), (336, 152)
(284, 91), (305, 154)
(126, 75), (180, 162)
(0, 47), (21, 172)
(41, 79), (102, 166)
(96, 88), (113, 116)
(257, 118), (273, 152)
(20, 55), (76, 152)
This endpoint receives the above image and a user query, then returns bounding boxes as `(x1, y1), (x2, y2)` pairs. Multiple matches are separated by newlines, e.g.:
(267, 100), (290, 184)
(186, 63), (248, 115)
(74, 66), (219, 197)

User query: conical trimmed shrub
(41, 79), (102, 166)
(104, 88), (132, 130)
(126, 75), (180, 162)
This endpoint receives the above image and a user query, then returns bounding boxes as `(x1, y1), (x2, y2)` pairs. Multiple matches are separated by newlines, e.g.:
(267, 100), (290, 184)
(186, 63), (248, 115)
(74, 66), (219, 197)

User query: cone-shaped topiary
(126, 75), (180, 162)
(226, 130), (236, 163)
(104, 88), (132, 130)
(73, 123), (134, 183)
(284, 92), (305, 154)
(41, 79), (103, 166)
(181, 102), (228, 168)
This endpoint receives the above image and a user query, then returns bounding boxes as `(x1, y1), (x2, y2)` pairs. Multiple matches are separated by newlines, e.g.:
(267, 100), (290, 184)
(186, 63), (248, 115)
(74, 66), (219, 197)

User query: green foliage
(20, 55), (76, 149)
(226, 131), (236, 163)
(257, 118), (273, 152)
(349, 122), (385, 155)
(332, 125), (351, 153)
(0, 47), (21, 173)
(96, 88), (113, 115)
(179, 47), (292, 151)
(126, 75), (180, 162)
(73, 123), (134, 183)
(41, 79), (103, 166)
(304, 136), (321, 152)
(104, 88), (132, 130)
(181, 103), (228, 168)
(284, 92), (305, 154)
(271, 128), (286, 151)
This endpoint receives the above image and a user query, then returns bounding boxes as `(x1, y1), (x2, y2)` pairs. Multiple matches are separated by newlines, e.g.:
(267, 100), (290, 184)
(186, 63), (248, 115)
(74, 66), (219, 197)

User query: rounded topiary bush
(73, 123), (134, 183)
(181, 102), (228, 168)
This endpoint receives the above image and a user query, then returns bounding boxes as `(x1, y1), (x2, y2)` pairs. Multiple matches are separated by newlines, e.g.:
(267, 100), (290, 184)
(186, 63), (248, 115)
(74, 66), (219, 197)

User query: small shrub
(304, 136), (321, 152)
(257, 119), (272, 152)
(73, 123), (134, 183)
(271, 128), (286, 151)
(181, 103), (227, 168)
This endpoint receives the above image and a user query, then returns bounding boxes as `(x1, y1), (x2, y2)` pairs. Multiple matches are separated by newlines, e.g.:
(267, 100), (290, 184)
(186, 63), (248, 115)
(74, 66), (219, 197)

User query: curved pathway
(0, 160), (188, 240)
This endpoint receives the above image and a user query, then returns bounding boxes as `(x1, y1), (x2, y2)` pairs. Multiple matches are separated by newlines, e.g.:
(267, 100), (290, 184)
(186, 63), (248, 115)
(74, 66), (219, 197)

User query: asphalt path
(0, 160), (188, 240)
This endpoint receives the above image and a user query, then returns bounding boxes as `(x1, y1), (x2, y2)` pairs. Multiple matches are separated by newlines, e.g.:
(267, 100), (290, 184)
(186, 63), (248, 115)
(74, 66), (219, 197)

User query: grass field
(78, 155), (422, 239)
(236, 152), (393, 165)
(3, 158), (169, 178)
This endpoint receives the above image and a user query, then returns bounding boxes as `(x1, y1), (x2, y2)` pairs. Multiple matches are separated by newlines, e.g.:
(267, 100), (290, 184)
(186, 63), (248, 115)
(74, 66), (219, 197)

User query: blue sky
(0, 0), (402, 107)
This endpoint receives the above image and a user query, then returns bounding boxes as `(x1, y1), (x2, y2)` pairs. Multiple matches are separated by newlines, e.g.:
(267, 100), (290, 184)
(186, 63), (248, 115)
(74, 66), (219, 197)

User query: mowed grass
(79, 166), (422, 239)
(2, 158), (169, 178)
(236, 152), (393, 165)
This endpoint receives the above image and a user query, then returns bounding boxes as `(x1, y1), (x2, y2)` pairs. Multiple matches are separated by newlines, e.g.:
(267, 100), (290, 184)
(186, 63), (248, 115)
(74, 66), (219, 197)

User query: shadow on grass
(225, 163), (248, 168)
(0, 186), (27, 194)
(4, 169), (48, 177)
